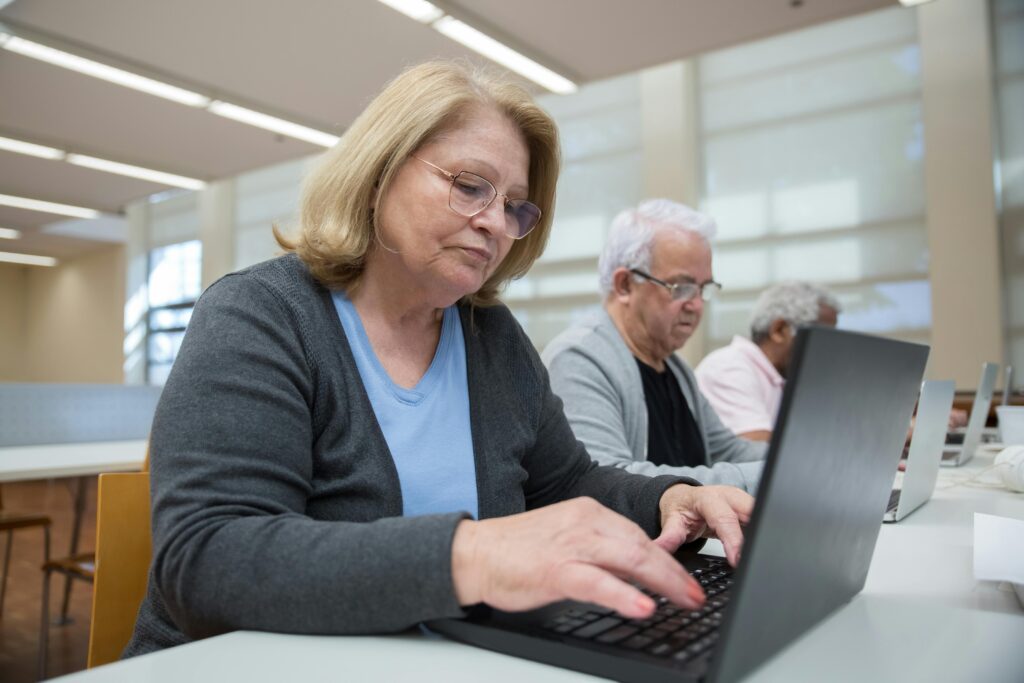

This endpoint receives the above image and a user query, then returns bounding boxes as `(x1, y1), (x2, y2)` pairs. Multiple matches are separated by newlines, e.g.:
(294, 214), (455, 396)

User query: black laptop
(430, 327), (929, 683)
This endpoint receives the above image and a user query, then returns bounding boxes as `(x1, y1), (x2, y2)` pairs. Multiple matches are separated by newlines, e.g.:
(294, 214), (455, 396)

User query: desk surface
(0, 439), (148, 482)
(52, 449), (1024, 683)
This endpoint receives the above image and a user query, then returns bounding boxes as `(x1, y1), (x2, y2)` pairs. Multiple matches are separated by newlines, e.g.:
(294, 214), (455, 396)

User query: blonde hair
(275, 60), (560, 306)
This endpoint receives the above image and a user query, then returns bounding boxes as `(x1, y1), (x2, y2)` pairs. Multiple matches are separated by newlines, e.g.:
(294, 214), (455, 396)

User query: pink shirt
(695, 336), (784, 436)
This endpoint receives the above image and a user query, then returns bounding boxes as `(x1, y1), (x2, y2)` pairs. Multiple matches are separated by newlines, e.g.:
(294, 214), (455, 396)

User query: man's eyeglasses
(414, 156), (542, 239)
(629, 268), (722, 302)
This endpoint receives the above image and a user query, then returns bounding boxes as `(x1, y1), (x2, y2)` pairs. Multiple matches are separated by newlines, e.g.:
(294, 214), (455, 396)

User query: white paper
(974, 513), (1024, 585)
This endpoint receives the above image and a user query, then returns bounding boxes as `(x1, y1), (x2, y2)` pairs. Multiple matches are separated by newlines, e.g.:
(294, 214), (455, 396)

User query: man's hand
(654, 485), (754, 567)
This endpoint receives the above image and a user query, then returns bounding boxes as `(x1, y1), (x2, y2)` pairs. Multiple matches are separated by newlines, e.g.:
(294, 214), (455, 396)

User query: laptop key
(621, 634), (654, 650)
(570, 616), (623, 639)
(595, 625), (640, 644)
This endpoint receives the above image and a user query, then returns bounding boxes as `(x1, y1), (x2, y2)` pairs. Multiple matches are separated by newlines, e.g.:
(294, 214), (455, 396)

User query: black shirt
(635, 358), (707, 468)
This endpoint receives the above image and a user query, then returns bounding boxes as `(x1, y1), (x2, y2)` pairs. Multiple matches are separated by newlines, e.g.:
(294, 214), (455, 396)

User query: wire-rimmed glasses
(414, 156), (541, 239)
(629, 268), (722, 302)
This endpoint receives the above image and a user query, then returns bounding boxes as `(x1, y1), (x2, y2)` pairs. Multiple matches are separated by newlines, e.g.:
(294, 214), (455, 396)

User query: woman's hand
(653, 485), (755, 567)
(451, 497), (706, 620)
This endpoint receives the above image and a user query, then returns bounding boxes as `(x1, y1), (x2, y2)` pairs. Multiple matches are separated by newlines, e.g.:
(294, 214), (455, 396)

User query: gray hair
(597, 199), (717, 295)
(749, 281), (842, 344)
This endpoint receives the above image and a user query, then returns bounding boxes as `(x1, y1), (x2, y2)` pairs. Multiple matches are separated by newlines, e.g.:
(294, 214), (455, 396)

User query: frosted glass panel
(702, 45), (920, 133)
(706, 279), (931, 345)
(999, 81), (1024, 209)
(512, 302), (602, 353)
(713, 221), (928, 292)
(234, 155), (313, 269)
(538, 72), (639, 120)
(704, 101), (925, 237)
(699, 6), (916, 86)
(558, 106), (642, 163)
(149, 192), (199, 248)
(994, 3), (1024, 76)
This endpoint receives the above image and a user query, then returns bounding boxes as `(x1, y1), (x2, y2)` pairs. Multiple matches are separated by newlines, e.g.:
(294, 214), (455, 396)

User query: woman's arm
(149, 272), (466, 639)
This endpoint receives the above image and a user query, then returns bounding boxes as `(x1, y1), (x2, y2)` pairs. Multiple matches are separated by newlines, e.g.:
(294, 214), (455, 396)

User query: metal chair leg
(0, 529), (11, 615)
(38, 525), (51, 682)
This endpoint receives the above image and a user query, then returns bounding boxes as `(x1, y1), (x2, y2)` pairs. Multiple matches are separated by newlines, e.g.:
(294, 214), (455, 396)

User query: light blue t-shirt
(332, 292), (479, 519)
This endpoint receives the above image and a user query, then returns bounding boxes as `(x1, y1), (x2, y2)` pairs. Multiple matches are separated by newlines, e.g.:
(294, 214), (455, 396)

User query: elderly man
(543, 199), (765, 494)
(695, 282), (840, 441)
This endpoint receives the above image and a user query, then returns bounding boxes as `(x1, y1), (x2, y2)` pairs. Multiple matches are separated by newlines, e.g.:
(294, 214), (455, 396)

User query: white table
(50, 448), (1024, 683)
(0, 440), (148, 483)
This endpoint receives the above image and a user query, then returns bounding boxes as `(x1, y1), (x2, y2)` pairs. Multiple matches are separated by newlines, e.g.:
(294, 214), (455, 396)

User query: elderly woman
(125, 61), (752, 656)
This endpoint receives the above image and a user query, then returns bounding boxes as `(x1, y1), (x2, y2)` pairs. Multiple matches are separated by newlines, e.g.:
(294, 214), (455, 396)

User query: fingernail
(636, 594), (656, 615)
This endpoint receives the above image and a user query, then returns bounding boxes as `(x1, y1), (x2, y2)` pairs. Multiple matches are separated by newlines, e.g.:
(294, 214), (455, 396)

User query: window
(509, 72), (645, 350)
(994, 0), (1024, 379)
(146, 240), (201, 385)
(696, 6), (930, 351)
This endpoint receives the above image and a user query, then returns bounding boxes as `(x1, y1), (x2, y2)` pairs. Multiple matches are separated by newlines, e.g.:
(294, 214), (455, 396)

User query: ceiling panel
(0, 0), (899, 260)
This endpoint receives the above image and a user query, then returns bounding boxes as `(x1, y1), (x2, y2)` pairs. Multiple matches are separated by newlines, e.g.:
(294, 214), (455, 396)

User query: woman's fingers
(574, 532), (705, 612)
(458, 498), (707, 618)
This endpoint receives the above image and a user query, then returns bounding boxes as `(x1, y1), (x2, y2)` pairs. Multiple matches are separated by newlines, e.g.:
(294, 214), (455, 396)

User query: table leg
(56, 476), (87, 624)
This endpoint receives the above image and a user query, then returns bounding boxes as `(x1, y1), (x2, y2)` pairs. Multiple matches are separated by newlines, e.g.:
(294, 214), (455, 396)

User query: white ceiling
(0, 0), (893, 260)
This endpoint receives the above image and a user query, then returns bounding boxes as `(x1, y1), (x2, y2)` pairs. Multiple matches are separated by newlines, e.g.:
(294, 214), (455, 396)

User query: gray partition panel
(0, 384), (163, 447)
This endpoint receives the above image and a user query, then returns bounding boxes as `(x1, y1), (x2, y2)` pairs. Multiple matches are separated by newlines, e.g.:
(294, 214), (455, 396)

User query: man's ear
(612, 268), (634, 302)
(768, 318), (791, 343)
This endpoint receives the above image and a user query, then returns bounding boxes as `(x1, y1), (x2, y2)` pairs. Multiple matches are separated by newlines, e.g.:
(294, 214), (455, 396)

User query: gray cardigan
(124, 255), (694, 657)
(542, 309), (765, 493)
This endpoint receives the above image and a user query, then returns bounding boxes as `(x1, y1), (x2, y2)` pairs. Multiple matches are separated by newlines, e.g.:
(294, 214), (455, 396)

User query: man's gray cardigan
(542, 309), (765, 493)
(124, 255), (696, 657)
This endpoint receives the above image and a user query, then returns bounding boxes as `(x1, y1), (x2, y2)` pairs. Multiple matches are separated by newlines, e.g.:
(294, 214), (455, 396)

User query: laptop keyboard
(540, 559), (733, 663)
(887, 488), (901, 512)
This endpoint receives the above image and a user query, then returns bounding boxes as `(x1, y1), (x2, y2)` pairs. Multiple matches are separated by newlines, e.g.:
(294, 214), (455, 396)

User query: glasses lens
(507, 200), (542, 238)
(700, 282), (721, 302)
(449, 172), (495, 216)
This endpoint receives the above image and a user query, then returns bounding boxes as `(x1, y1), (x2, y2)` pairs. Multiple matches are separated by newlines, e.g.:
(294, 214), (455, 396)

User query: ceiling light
(0, 135), (63, 160)
(0, 227), (21, 239)
(0, 35), (211, 107)
(376, 0), (443, 23)
(898, 0), (936, 5)
(0, 193), (100, 219)
(207, 101), (340, 148)
(66, 154), (206, 190)
(432, 17), (577, 94)
(0, 250), (57, 267)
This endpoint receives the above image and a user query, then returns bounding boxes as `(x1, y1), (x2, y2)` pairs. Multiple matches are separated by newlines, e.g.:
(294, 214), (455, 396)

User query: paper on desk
(974, 513), (1024, 585)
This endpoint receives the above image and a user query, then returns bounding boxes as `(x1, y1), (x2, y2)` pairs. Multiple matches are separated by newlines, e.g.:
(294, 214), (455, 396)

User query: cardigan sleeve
(146, 272), (467, 641)
(547, 333), (764, 493)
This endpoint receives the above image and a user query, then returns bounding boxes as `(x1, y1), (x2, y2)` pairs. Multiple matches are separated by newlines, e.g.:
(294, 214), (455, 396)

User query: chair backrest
(86, 471), (151, 668)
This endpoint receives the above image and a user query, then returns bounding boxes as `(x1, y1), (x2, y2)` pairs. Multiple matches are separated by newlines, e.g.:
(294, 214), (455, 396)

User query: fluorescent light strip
(66, 154), (206, 190)
(376, 0), (443, 23)
(0, 31), (340, 147)
(899, 0), (935, 5)
(0, 133), (206, 190)
(1, 36), (211, 107)
(0, 193), (100, 219)
(208, 101), (340, 148)
(0, 135), (63, 159)
(0, 227), (22, 239)
(433, 17), (577, 94)
(0, 250), (57, 267)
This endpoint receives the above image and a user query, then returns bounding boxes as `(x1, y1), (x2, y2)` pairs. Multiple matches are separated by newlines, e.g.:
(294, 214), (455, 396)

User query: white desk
(51, 448), (1024, 683)
(0, 440), (148, 482)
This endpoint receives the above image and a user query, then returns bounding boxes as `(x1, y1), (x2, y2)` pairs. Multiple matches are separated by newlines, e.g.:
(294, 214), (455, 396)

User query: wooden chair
(0, 485), (52, 616)
(38, 455), (151, 679)
(85, 470), (152, 669)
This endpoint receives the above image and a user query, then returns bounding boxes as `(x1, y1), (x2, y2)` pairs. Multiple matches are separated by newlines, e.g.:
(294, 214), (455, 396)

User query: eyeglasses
(413, 156), (542, 239)
(629, 268), (722, 302)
